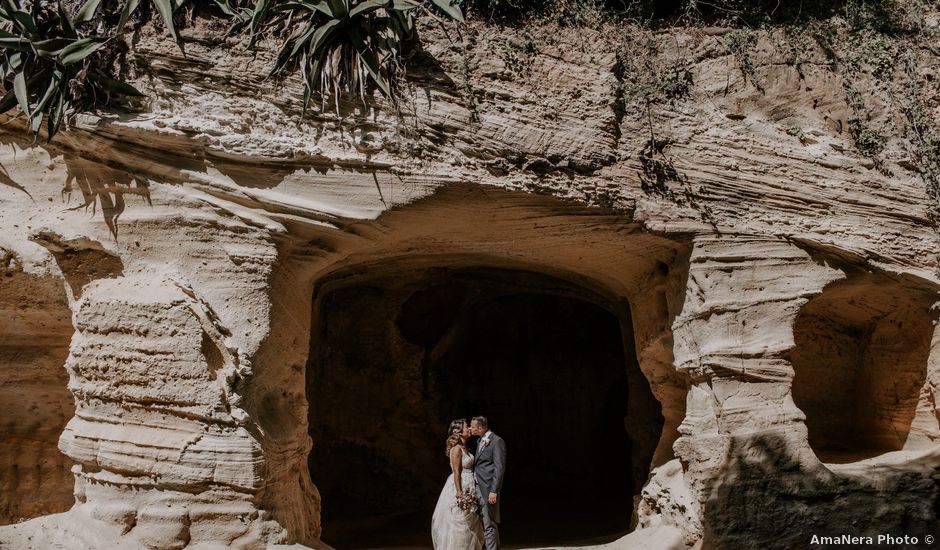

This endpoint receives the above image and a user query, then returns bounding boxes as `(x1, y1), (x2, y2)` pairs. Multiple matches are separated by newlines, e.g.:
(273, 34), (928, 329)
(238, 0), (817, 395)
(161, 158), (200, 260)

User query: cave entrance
(791, 273), (936, 464)
(307, 264), (663, 548)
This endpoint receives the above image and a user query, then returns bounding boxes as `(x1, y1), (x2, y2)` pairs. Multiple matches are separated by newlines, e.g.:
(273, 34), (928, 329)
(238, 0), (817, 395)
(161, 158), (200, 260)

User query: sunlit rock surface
(0, 12), (938, 550)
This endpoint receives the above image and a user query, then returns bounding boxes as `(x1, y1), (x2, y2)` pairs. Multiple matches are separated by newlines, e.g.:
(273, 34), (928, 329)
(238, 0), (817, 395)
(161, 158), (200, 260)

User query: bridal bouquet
(456, 490), (481, 515)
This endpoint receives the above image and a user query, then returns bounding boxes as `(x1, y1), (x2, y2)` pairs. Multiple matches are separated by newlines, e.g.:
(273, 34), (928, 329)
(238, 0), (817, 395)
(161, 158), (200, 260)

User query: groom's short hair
(471, 416), (488, 429)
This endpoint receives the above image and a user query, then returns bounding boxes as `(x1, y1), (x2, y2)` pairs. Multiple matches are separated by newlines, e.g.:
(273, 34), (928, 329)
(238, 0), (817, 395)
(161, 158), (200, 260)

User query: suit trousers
(476, 484), (500, 550)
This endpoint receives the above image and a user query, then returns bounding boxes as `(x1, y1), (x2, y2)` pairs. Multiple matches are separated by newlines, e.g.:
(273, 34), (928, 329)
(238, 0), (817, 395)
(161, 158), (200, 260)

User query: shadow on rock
(701, 431), (939, 549)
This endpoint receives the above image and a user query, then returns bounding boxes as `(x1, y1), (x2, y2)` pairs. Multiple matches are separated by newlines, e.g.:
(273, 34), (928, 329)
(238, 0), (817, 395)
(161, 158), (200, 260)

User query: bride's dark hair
(445, 419), (467, 456)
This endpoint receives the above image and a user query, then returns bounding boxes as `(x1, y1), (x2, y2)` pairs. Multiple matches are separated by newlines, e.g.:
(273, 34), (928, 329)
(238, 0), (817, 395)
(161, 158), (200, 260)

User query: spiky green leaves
(117, 0), (142, 34)
(429, 0), (463, 22)
(0, 0), (145, 140)
(0, 0), (466, 141)
(57, 37), (109, 65)
(72, 0), (181, 41)
(259, 0), (464, 114)
(73, 0), (103, 23)
(152, 0), (181, 43)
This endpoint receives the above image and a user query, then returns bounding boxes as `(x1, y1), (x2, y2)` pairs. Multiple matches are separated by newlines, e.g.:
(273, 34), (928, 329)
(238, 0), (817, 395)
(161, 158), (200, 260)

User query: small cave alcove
(306, 263), (664, 549)
(791, 273), (936, 464)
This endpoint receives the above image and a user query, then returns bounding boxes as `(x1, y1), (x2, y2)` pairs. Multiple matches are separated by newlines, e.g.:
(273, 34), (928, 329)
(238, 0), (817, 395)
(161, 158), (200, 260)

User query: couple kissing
(430, 416), (507, 550)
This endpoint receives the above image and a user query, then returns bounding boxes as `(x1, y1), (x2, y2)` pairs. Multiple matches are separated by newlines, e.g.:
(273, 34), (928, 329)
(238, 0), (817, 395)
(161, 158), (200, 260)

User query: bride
(431, 419), (485, 550)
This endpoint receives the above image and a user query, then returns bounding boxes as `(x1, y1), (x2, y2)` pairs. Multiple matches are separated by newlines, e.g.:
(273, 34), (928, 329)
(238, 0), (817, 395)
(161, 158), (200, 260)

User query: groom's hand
(488, 492), (498, 505)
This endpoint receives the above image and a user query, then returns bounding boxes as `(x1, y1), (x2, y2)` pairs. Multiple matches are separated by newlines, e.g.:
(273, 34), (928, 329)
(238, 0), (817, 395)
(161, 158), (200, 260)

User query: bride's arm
(449, 446), (463, 495)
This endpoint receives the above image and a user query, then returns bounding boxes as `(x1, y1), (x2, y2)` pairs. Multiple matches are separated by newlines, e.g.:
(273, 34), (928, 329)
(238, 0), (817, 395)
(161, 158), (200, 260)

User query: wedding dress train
(430, 449), (485, 550)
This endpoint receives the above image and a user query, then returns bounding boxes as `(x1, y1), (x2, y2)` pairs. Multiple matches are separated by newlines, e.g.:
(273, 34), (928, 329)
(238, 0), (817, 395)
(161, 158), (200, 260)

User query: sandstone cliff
(0, 5), (937, 549)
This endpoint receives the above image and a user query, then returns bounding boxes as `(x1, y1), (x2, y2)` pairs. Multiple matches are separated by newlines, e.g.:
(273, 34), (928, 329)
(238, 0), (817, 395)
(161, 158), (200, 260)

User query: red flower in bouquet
(456, 489), (481, 515)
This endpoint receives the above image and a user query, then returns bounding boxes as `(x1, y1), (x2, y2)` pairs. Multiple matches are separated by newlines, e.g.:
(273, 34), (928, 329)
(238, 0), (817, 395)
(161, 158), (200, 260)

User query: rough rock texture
(0, 9), (938, 550)
(0, 252), (75, 523)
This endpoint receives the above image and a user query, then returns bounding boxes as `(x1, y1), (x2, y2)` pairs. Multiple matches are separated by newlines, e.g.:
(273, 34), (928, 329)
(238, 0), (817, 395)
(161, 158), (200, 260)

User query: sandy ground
(0, 510), (687, 550)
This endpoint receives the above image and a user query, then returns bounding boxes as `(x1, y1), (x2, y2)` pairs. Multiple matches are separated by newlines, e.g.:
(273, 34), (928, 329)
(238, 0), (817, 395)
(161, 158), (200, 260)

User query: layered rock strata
(0, 12), (937, 550)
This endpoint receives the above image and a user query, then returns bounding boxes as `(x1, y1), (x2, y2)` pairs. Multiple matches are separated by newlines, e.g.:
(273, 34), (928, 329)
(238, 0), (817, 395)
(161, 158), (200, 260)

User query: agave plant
(246, 0), (464, 114)
(0, 0), (118, 139)
(0, 0), (189, 140)
(109, 0), (238, 46)
(0, 0), (465, 141)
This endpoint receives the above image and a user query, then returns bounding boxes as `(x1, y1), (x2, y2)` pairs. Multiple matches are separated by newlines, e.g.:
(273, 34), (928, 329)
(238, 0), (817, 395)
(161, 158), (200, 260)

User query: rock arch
(250, 184), (693, 546)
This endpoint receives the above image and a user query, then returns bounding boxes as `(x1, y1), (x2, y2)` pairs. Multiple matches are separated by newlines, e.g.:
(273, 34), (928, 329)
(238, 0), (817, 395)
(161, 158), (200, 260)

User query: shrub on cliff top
(469, 0), (926, 29)
(0, 0), (152, 140)
(0, 0), (464, 140)
(246, 0), (464, 115)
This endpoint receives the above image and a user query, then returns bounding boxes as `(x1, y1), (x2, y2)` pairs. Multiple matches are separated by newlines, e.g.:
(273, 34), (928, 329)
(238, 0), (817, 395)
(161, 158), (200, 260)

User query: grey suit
(474, 433), (506, 550)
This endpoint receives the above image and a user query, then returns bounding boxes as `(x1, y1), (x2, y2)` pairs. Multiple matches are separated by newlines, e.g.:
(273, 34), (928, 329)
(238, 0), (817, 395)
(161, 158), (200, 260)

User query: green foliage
(0, 0), (464, 140)
(656, 65), (692, 100)
(614, 31), (692, 111)
(467, 0), (605, 26)
(897, 49), (940, 220)
(549, 0), (604, 27)
(619, 63), (691, 107)
(786, 126), (808, 145)
(482, 28), (538, 78)
(423, 0), (927, 29)
(844, 0), (925, 35)
(238, 0), (463, 114)
(835, 15), (911, 164)
(0, 0), (930, 144)
(0, 0), (149, 141)
(844, 26), (897, 78)
(466, 0), (544, 24)
(0, 0), (203, 140)
(724, 28), (761, 92)
(667, 0), (924, 29)
(849, 118), (886, 157)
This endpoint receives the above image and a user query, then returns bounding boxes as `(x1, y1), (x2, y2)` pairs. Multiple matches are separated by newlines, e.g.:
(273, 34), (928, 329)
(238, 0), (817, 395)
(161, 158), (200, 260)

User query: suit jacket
(474, 432), (506, 522)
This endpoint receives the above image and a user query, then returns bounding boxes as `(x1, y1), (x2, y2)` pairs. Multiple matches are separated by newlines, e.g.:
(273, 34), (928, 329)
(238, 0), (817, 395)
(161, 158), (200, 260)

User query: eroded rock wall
(0, 254), (74, 524)
(0, 10), (937, 550)
(672, 236), (939, 546)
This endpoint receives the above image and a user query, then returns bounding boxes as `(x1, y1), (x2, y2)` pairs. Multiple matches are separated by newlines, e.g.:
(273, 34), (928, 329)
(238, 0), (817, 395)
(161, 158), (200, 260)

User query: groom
(470, 416), (506, 550)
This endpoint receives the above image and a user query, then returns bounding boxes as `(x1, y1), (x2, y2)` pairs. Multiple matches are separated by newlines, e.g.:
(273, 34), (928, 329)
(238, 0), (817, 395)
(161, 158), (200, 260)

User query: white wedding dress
(431, 448), (485, 550)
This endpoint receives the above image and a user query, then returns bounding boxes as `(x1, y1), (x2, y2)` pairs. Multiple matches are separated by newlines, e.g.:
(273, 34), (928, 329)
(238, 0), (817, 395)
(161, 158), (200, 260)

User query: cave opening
(306, 265), (663, 548)
(791, 274), (935, 464)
